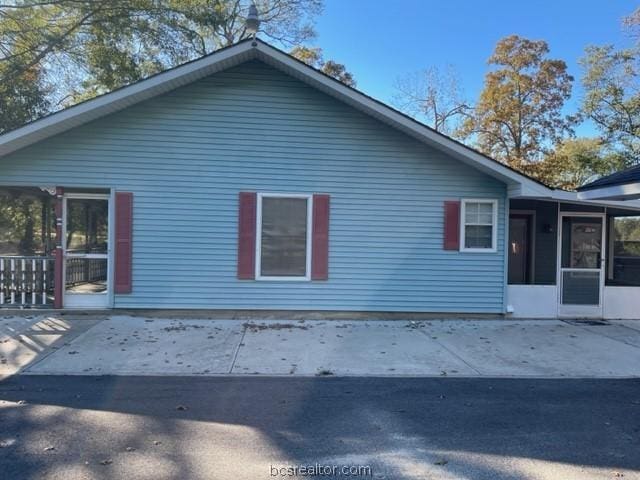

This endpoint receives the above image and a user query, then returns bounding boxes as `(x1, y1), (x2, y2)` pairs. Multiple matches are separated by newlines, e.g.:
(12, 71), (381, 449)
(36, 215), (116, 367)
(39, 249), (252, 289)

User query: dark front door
(508, 214), (532, 284)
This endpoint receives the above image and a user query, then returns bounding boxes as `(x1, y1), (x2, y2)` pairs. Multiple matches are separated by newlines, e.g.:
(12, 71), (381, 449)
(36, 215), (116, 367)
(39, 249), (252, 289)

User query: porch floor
(2, 315), (640, 378)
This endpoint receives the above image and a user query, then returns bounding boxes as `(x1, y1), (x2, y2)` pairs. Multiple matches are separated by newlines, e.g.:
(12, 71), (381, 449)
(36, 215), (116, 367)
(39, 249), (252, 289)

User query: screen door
(558, 215), (605, 318)
(63, 194), (110, 308)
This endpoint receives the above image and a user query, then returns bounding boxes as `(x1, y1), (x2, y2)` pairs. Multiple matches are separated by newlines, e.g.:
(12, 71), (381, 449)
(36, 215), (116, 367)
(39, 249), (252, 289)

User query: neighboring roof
(579, 164), (640, 191)
(577, 164), (640, 201)
(0, 38), (553, 198)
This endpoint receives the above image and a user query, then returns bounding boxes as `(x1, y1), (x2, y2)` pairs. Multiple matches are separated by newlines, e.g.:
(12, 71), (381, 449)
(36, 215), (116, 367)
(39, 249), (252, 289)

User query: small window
(461, 199), (498, 252)
(257, 194), (312, 280)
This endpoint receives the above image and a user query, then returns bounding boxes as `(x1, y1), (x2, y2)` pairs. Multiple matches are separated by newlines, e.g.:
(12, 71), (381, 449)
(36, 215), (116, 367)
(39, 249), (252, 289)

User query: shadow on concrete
(0, 316), (101, 377)
(0, 376), (639, 479)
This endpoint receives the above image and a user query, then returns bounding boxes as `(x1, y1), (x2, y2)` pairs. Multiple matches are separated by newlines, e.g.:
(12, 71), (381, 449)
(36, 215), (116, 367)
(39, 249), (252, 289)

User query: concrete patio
(2, 314), (640, 378)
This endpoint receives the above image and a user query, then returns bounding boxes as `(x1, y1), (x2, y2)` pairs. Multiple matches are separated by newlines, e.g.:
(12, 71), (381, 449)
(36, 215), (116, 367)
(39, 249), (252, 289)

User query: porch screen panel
(66, 199), (109, 254)
(609, 216), (640, 286)
(562, 271), (600, 305)
(260, 197), (307, 277)
(65, 258), (108, 293)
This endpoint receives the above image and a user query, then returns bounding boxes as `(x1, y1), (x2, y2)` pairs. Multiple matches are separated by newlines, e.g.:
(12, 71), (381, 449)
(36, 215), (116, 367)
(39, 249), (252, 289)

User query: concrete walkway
(2, 315), (640, 378)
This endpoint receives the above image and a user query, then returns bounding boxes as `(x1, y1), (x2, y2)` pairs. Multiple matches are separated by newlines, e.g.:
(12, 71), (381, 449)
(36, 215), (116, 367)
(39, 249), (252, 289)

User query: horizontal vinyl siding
(0, 61), (507, 312)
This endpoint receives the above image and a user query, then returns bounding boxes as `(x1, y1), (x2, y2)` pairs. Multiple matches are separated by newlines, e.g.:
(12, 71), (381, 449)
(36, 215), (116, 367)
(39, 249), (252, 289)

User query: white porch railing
(0, 256), (55, 307)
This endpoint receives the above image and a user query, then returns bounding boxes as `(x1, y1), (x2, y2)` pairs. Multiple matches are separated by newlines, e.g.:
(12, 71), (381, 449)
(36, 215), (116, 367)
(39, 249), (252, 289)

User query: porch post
(53, 187), (64, 309)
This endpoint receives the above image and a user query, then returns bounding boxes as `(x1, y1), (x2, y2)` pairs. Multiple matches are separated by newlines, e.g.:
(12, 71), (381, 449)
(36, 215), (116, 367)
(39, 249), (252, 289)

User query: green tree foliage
(459, 35), (574, 169)
(0, 59), (49, 133)
(0, 0), (322, 123)
(522, 138), (629, 190)
(580, 44), (640, 160)
(613, 216), (640, 257)
(0, 193), (54, 255)
(289, 45), (355, 86)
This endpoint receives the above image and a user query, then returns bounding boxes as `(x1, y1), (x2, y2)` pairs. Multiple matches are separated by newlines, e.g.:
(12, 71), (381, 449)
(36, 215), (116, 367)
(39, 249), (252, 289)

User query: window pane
(478, 203), (493, 215)
(465, 202), (493, 225)
(465, 203), (479, 223)
(260, 197), (308, 277)
(478, 212), (493, 224)
(465, 225), (493, 249)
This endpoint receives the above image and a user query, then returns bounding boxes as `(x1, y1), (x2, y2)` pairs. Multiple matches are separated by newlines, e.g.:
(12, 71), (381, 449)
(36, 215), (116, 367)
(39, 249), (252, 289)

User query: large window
(461, 199), (498, 252)
(608, 216), (640, 286)
(257, 194), (312, 280)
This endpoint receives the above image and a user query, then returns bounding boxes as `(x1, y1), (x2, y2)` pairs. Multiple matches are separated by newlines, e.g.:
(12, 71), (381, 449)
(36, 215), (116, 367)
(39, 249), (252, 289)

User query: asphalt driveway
(1, 375), (639, 480)
(2, 315), (640, 377)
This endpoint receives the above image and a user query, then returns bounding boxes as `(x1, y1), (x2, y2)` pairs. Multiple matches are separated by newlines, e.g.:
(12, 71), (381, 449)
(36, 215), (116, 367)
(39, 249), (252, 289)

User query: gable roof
(0, 38), (555, 198)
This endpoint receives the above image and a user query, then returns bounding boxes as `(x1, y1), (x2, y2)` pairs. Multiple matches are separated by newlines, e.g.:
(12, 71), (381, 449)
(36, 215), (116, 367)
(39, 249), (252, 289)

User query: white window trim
(460, 199), (499, 253)
(255, 193), (313, 281)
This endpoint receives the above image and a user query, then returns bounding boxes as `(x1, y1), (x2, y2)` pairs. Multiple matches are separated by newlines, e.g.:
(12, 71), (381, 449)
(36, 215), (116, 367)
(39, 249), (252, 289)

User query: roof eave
(0, 40), (257, 157)
(0, 38), (553, 197)
(577, 182), (640, 201)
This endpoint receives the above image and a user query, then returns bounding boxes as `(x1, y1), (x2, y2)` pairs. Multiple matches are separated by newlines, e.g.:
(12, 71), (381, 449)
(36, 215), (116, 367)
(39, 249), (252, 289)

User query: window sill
(460, 248), (498, 253)
(255, 276), (311, 282)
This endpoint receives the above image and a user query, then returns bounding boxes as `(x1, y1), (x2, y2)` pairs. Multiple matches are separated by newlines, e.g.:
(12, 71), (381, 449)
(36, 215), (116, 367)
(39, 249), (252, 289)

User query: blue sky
(313, 0), (638, 136)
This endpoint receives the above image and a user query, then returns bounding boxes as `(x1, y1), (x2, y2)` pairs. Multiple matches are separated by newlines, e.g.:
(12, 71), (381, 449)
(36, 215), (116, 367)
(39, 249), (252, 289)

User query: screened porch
(507, 199), (640, 319)
(0, 187), (56, 307)
(0, 187), (109, 308)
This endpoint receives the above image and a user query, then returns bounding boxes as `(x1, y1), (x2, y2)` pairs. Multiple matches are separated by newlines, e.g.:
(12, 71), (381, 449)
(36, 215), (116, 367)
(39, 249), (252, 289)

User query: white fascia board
(577, 182), (640, 201)
(517, 188), (640, 211)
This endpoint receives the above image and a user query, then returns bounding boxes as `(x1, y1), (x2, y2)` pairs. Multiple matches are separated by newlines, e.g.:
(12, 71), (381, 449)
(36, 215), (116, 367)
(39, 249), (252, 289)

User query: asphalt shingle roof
(578, 164), (640, 191)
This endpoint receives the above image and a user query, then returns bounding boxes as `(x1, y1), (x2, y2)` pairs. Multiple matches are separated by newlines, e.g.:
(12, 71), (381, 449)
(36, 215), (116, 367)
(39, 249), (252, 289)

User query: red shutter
(114, 192), (133, 294)
(237, 192), (257, 279)
(443, 200), (460, 250)
(311, 194), (330, 280)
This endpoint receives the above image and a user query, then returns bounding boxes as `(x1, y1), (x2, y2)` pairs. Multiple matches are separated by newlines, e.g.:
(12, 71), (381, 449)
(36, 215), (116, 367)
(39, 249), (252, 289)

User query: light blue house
(0, 39), (639, 319)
